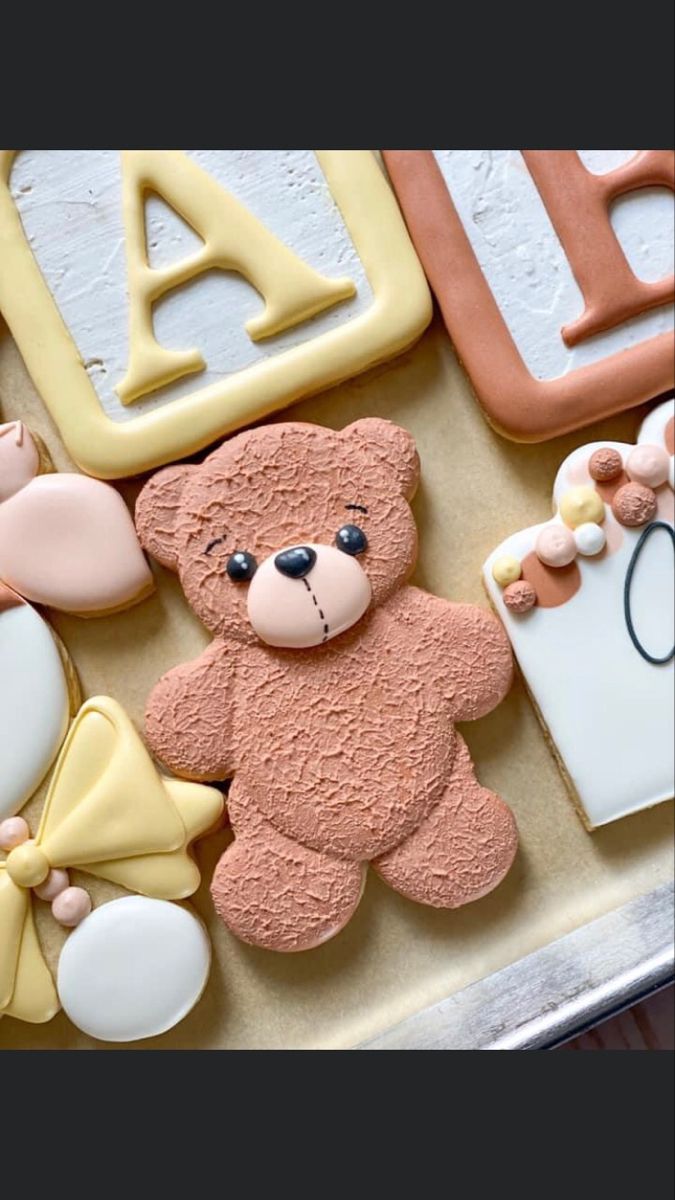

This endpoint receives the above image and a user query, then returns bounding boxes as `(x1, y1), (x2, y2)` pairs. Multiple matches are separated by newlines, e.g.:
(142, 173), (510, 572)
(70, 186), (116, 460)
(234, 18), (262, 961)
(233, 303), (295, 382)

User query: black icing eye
(336, 524), (368, 556)
(226, 551), (258, 582)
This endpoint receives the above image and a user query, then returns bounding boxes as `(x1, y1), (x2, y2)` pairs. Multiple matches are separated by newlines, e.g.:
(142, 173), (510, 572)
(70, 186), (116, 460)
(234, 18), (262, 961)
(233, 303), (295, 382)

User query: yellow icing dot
(6, 840), (50, 888)
(492, 555), (522, 587)
(559, 486), (605, 529)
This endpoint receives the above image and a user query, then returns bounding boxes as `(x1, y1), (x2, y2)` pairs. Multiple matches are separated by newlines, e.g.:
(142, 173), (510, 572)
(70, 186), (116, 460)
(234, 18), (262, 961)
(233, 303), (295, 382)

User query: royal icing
(0, 151), (430, 478)
(0, 422), (153, 613)
(0, 584), (71, 821)
(136, 418), (517, 952)
(0, 695), (223, 1024)
(57, 897), (211, 1043)
(384, 150), (674, 441)
(483, 399), (675, 828)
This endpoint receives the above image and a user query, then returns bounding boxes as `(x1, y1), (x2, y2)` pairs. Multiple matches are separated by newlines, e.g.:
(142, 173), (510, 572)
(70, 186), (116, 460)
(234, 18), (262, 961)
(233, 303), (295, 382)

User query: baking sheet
(1, 310), (672, 1050)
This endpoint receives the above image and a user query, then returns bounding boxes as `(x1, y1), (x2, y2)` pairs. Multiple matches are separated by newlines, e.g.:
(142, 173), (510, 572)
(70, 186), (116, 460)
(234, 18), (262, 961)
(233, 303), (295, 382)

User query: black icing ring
(623, 521), (675, 665)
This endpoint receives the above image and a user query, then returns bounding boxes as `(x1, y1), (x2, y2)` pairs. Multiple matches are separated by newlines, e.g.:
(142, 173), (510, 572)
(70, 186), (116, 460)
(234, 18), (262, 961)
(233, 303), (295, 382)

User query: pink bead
(34, 868), (70, 902)
(51, 886), (92, 928)
(0, 816), (30, 851)
(626, 444), (670, 488)
(503, 580), (537, 613)
(535, 525), (577, 568)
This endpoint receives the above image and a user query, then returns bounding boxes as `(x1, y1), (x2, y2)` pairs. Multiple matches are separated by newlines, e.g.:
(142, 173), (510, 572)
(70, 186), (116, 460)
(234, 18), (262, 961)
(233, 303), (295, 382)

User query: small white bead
(574, 522), (606, 557)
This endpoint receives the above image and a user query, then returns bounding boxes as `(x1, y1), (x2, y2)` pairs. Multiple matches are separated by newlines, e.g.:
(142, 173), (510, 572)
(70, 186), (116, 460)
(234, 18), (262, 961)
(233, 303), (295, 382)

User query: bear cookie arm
(145, 641), (237, 782)
(393, 587), (514, 721)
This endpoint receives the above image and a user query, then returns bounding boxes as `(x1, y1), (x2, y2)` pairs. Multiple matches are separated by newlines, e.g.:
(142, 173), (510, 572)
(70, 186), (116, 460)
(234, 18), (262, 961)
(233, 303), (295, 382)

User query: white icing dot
(57, 897), (211, 1043)
(574, 522), (607, 556)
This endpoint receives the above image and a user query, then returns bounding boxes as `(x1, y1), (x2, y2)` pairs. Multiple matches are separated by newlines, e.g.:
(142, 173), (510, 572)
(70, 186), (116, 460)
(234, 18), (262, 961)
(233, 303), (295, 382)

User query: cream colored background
(0, 312), (672, 1050)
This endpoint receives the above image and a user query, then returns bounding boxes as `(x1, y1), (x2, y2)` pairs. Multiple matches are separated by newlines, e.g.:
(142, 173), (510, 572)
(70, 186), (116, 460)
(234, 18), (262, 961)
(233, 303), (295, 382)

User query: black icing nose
(274, 546), (317, 579)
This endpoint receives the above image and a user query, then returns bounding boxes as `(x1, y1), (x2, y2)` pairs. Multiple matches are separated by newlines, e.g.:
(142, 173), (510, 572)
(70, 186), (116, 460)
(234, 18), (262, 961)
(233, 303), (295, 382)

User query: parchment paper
(1, 312), (672, 1050)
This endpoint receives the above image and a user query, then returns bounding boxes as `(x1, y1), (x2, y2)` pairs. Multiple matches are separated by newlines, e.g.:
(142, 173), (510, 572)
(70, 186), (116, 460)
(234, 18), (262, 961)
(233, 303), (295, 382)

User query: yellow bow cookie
(0, 696), (223, 1024)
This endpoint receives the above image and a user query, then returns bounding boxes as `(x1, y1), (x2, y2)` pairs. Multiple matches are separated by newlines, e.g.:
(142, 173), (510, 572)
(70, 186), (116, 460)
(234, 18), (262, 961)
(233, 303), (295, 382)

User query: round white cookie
(57, 897), (211, 1042)
(0, 595), (70, 821)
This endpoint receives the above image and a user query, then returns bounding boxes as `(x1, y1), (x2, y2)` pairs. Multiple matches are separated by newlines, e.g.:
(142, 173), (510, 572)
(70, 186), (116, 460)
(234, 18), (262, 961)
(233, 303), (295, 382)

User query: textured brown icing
(138, 419), (516, 950)
(374, 735), (517, 908)
(612, 482), (658, 526)
(520, 552), (581, 609)
(383, 151), (675, 441)
(666, 417), (674, 455)
(589, 448), (623, 482)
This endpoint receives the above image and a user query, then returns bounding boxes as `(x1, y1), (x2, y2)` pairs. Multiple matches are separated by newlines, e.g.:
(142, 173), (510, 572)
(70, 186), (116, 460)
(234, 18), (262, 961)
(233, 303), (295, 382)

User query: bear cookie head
(135, 418), (420, 648)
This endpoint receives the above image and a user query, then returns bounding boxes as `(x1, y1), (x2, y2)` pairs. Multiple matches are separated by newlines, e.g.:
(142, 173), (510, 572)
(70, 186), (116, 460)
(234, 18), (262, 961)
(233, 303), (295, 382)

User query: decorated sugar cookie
(57, 897), (211, 1043)
(483, 399), (674, 828)
(0, 582), (78, 821)
(0, 151), (430, 478)
(137, 418), (518, 953)
(0, 421), (153, 613)
(384, 151), (674, 441)
(0, 696), (223, 1024)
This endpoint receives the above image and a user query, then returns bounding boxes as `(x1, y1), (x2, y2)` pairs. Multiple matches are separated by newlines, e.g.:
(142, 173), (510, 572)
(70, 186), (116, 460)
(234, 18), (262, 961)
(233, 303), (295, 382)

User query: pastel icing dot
(626, 444), (670, 488)
(0, 815), (30, 850)
(559, 486), (605, 529)
(589, 448), (623, 482)
(574, 522), (606, 557)
(535, 524), (577, 568)
(492, 555), (522, 587)
(503, 580), (537, 613)
(611, 483), (658, 527)
(35, 868), (70, 902)
(52, 886), (92, 928)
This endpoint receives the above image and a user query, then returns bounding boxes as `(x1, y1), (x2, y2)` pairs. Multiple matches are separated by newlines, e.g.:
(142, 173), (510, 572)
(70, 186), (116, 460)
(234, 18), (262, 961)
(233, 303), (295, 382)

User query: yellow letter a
(116, 151), (356, 406)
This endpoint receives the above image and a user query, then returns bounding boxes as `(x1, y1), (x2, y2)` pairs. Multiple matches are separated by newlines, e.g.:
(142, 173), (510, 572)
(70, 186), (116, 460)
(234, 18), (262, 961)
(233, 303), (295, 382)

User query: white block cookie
(484, 400), (674, 828)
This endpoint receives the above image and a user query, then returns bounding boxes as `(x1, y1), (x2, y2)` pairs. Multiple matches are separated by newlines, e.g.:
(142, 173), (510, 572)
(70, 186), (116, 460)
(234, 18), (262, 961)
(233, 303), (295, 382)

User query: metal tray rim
(360, 881), (674, 1050)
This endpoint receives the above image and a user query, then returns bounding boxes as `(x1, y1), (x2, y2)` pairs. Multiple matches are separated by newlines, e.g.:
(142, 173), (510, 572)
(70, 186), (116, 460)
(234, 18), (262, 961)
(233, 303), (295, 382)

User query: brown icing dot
(593, 469), (630, 504)
(665, 416), (674, 456)
(520, 551), (581, 609)
(589, 447), (623, 482)
(503, 580), (537, 613)
(611, 482), (658, 527)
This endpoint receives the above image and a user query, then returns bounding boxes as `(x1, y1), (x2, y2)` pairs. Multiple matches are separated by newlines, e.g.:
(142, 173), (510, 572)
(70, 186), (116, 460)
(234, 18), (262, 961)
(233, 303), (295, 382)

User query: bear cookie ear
(343, 418), (420, 501)
(135, 464), (196, 571)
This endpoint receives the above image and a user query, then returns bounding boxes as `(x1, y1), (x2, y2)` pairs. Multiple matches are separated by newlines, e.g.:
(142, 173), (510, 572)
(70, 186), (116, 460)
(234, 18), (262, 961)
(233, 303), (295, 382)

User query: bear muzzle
(247, 543), (372, 649)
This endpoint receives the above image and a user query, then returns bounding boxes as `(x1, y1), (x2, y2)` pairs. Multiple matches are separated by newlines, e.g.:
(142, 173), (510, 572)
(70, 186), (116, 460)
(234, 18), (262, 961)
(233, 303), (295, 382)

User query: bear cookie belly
(233, 639), (456, 861)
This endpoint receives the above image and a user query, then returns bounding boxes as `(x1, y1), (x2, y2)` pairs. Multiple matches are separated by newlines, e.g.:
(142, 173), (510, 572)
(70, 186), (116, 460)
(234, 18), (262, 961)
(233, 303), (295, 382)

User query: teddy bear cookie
(136, 418), (518, 953)
(483, 399), (674, 829)
(0, 420), (152, 614)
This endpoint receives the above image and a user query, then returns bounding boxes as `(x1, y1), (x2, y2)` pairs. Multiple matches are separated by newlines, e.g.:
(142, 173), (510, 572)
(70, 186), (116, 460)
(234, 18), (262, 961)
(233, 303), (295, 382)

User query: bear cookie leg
(373, 735), (517, 908)
(211, 794), (365, 952)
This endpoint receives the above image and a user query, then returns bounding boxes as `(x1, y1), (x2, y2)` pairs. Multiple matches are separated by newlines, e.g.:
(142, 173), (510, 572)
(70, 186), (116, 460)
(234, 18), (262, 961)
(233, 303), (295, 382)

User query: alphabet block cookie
(483, 400), (674, 828)
(0, 152), (431, 478)
(384, 151), (674, 441)
(136, 418), (518, 953)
